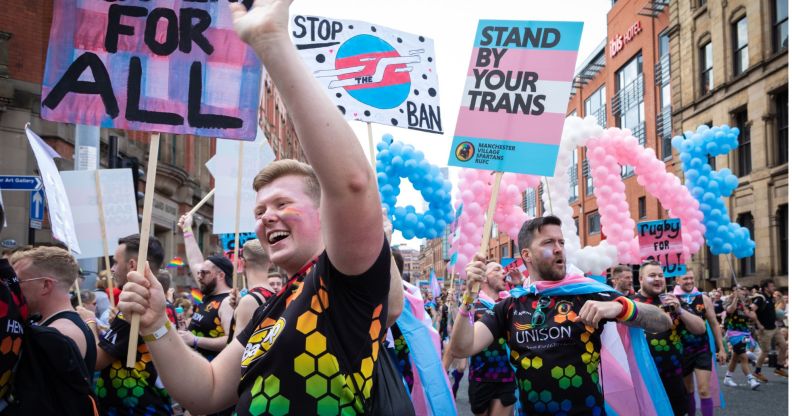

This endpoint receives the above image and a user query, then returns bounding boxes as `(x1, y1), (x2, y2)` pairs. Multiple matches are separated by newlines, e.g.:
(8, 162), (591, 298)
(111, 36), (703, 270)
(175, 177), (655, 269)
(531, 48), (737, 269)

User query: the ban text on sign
(448, 20), (582, 176)
(292, 15), (443, 134)
(41, 0), (261, 140)
(637, 218), (686, 277)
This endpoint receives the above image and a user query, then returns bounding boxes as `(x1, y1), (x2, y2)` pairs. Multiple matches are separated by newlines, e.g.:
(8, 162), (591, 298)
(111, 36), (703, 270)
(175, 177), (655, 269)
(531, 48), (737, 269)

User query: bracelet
(192, 336), (198, 349)
(183, 232), (194, 238)
(461, 292), (475, 306)
(183, 227), (193, 234)
(141, 320), (173, 342)
(615, 297), (638, 322)
(84, 319), (96, 326)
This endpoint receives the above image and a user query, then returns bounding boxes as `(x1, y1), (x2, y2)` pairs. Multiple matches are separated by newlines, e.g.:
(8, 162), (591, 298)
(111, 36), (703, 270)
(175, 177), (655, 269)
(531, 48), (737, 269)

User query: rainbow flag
(167, 257), (185, 268)
(191, 288), (203, 305)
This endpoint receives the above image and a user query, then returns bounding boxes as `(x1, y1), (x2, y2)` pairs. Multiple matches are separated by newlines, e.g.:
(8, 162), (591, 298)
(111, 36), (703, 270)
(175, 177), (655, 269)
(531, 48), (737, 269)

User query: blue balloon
(674, 124), (754, 258)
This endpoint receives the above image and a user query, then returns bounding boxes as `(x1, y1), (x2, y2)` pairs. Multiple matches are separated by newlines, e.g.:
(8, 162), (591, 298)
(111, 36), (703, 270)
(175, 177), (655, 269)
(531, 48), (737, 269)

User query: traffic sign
(0, 175), (42, 191)
(30, 189), (44, 229)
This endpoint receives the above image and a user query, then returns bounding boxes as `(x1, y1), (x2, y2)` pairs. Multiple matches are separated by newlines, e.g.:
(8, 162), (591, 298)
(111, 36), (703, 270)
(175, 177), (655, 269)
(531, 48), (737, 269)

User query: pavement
(455, 363), (788, 416)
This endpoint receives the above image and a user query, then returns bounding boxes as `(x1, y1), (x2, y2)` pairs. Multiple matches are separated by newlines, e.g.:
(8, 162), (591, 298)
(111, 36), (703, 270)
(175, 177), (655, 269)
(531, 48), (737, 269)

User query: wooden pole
(187, 188), (216, 217)
(367, 122), (376, 167)
(95, 170), (115, 307)
(727, 253), (739, 286)
(471, 171), (504, 295)
(231, 141), (244, 291)
(127, 133), (160, 368)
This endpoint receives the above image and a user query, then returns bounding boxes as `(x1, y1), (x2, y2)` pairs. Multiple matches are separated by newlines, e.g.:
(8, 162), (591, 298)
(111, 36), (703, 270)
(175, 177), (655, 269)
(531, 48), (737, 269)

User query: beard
(535, 257), (566, 281)
(200, 278), (217, 296)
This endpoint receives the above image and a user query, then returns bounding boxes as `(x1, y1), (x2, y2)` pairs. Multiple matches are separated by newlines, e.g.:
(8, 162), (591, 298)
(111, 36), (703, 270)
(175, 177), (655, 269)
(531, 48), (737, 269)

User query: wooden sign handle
(471, 171), (503, 295)
(127, 133), (160, 368)
(231, 141), (244, 292)
(187, 188), (216, 217)
(95, 170), (115, 307)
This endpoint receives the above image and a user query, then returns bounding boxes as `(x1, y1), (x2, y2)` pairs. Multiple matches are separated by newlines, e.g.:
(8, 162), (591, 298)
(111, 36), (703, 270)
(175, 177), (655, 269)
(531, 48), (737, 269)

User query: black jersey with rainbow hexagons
(236, 237), (390, 415)
(479, 291), (616, 416)
(97, 315), (173, 416)
(631, 293), (684, 378)
(187, 292), (230, 360)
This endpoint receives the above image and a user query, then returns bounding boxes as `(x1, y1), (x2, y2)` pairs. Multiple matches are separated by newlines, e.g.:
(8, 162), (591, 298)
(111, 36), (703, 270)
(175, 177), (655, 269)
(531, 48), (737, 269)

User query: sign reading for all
(448, 20), (583, 176)
(637, 218), (686, 277)
(41, 0), (262, 140)
(292, 15), (443, 134)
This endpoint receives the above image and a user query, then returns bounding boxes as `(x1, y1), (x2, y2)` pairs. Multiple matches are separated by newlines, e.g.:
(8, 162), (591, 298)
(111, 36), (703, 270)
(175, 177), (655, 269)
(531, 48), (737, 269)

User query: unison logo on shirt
(242, 317), (286, 368)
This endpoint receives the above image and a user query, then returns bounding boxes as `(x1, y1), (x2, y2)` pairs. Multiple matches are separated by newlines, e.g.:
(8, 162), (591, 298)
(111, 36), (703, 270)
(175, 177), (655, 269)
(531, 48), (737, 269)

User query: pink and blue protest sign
(637, 218), (686, 277)
(448, 20), (583, 176)
(41, 0), (262, 140)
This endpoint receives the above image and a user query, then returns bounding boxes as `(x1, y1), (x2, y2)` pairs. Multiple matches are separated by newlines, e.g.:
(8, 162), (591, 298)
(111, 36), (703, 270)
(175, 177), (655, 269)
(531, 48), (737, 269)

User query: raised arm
(231, 0), (383, 276)
(178, 214), (203, 286)
(448, 255), (496, 358)
(118, 264), (241, 413)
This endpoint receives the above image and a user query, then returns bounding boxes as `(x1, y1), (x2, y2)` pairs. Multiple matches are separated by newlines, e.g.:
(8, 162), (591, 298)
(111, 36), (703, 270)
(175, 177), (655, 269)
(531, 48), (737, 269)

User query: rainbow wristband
(615, 297), (638, 322)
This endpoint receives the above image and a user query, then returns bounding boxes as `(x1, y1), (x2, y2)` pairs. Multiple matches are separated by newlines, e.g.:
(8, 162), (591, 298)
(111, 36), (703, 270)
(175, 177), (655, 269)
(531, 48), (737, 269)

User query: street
(454, 363), (788, 415)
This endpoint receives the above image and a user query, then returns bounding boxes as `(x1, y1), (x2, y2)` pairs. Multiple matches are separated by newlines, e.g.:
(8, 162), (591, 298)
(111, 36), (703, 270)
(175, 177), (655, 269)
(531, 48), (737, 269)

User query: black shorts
(468, 379), (517, 414)
(682, 351), (712, 375)
(732, 338), (749, 355)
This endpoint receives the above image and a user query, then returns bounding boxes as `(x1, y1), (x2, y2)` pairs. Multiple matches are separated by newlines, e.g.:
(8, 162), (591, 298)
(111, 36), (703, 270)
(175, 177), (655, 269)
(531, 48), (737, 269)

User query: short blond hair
(252, 159), (320, 206)
(242, 239), (270, 271)
(12, 246), (79, 290)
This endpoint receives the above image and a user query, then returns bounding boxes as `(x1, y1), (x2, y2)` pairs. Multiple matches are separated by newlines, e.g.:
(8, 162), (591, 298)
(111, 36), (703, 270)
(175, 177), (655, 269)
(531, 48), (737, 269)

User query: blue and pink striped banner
(448, 20), (583, 176)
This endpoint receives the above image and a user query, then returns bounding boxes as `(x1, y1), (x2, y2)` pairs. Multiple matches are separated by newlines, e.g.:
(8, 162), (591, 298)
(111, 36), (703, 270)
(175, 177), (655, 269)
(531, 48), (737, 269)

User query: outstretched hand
(230, 0), (293, 49)
(117, 262), (168, 333)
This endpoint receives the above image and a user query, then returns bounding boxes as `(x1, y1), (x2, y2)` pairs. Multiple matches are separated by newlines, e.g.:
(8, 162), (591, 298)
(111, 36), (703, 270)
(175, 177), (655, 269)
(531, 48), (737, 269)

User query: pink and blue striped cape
(396, 283), (457, 416)
(510, 275), (674, 416)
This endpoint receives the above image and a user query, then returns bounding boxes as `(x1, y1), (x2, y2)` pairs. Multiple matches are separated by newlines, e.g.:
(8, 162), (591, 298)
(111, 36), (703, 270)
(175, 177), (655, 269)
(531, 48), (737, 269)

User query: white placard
(25, 126), (81, 253)
(291, 15), (443, 134)
(60, 169), (140, 259)
(206, 126), (276, 234)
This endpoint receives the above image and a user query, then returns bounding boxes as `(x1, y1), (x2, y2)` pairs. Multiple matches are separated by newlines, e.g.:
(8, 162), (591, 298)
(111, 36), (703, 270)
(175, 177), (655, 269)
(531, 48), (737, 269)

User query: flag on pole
(429, 269), (441, 300)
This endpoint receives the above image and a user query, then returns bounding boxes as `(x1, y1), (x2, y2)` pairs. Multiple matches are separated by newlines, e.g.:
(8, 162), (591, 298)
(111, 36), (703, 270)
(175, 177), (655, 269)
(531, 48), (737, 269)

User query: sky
(289, 0), (612, 248)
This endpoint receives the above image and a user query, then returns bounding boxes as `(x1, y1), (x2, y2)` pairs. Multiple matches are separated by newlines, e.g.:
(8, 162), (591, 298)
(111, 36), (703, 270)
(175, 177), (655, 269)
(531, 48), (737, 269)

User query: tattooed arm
(621, 302), (673, 333)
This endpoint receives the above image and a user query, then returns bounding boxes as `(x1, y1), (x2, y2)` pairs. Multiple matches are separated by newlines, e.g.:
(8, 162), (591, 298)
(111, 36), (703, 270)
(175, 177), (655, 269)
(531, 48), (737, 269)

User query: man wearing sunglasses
(180, 255), (234, 362)
(451, 215), (672, 415)
(11, 246), (96, 381)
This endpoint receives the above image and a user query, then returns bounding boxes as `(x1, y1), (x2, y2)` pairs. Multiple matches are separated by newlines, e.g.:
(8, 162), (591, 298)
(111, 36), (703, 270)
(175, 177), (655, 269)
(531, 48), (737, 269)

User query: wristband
(183, 226), (193, 234)
(183, 232), (194, 238)
(141, 320), (173, 342)
(192, 335), (198, 349)
(615, 297), (638, 322)
(461, 292), (475, 306)
(84, 319), (96, 326)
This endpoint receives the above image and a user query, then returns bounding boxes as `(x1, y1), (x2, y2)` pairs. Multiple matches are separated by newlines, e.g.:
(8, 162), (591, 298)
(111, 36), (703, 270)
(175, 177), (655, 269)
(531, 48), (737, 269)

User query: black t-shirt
(236, 237), (391, 415)
(480, 290), (616, 415)
(713, 299), (724, 323)
(187, 292), (230, 360)
(41, 310), (97, 384)
(631, 293), (683, 378)
(97, 315), (173, 415)
(752, 293), (777, 329)
(469, 296), (514, 382)
(677, 293), (710, 356)
(0, 259), (27, 401)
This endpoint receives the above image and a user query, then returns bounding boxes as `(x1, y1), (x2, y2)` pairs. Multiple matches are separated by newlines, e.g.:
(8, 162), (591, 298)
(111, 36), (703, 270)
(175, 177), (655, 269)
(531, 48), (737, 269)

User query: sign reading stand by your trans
(292, 15), (443, 134)
(40, 0), (262, 140)
(448, 21), (583, 176)
(637, 218), (686, 277)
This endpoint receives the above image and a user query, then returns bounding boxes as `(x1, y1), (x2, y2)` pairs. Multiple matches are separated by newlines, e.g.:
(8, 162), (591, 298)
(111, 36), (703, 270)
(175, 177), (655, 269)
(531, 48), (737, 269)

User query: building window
(638, 196), (647, 219)
(773, 0), (788, 52)
(696, 0), (707, 8)
(700, 42), (714, 95)
(732, 17), (749, 76)
(614, 54), (645, 140)
(587, 212), (601, 235)
(584, 150), (594, 195)
(707, 248), (720, 279)
(569, 150), (579, 202)
(776, 88), (788, 165)
(524, 188), (537, 217)
(737, 213), (755, 276)
(733, 108), (751, 176)
(657, 32), (672, 159)
(779, 205), (788, 274)
(585, 85), (607, 127)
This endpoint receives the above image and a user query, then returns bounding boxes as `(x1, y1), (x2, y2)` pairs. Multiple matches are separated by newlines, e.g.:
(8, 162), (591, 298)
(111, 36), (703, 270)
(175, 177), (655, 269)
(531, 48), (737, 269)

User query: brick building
(667, 0), (788, 288)
(0, 1), (303, 287)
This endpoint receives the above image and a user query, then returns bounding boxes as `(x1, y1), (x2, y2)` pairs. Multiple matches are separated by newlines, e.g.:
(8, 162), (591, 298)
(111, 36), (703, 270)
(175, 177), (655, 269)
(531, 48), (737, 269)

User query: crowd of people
(0, 0), (786, 415)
